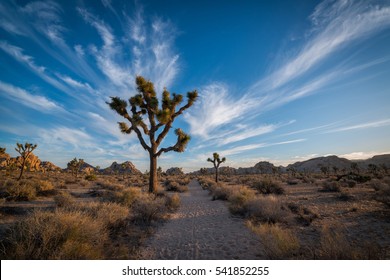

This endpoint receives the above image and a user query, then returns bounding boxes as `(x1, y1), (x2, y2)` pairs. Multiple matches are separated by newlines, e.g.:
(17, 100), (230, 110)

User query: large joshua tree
(108, 76), (198, 193)
(15, 142), (37, 181)
(207, 153), (226, 183)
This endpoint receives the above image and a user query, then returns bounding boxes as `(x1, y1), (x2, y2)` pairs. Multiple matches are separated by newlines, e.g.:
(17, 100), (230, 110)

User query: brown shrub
(165, 180), (188, 193)
(3, 179), (37, 201)
(131, 195), (166, 223)
(166, 193), (181, 211)
(319, 181), (341, 192)
(227, 186), (257, 215)
(247, 221), (300, 259)
(210, 183), (234, 200)
(54, 191), (75, 207)
(1, 209), (108, 259)
(251, 179), (285, 195)
(246, 195), (287, 224)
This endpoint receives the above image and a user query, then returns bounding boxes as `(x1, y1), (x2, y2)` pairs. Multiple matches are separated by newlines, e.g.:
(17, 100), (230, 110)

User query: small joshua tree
(108, 76), (198, 193)
(207, 153), (226, 183)
(67, 158), (84, 178)
(0, 147), (5, 154)
(15, 142), (37, 180)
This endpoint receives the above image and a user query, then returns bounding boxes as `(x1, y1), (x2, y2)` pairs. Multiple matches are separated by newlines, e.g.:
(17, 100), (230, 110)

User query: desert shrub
(289, 204), (319, 226)
(210, 183), (234, 200)
(345, 180), (357, 188)
(251, 179), (285, 195)
(371, 179), (390, 207)
(84, 174), (97, 181)
(319, 181), (341, 192)
(67, 202), (129, 227)
(96, 181), (124, 192)
(34, 180), (57, 196)
(166, 193), (181, 211)
(198, 177), (217, 190)
(246, 195), (287, 224)
(247, 221), (300, 259)
(54, 191), (75, 207)
(164, 180), (188, 192)
(316, 224), (357, 259)
(131, 195), (166, 223)
(1, 209), (108, 259)
(4, 179), (37, 201)
(228, 186), (257, 215)
(118, 188), (145, 207)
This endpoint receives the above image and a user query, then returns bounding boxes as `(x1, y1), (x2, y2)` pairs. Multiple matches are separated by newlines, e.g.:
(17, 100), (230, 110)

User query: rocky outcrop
(103, 161), (141, 175)
(166, 167), (184, 176)
(0, 151), (11, 169)
(40, 161), (62, 172)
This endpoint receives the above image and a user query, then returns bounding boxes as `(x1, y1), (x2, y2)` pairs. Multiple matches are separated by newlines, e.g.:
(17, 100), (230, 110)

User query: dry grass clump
(131, 195), (166, 223)
(209, 183), (234, 200)
(228, 186), (257, 215)
(313, 224), (383, 259)
(1, 179), (37, 201)
(247, 221), (300, 259)
(287, 203), (319, 226)
(0, 200), (130, 260)
(1, 209), (107, 259)
(96, 181), (124, 192)
(66, 201), (129, 227)
(54, 191), (75, 207)
(246, 195), (287, 224)
(198, 177), (218, 190)
(251, 179), (285, 195)
(370, 178), (390, 207)
(165, 193), (181, 211)
(164, 179), (188, 193)
(319, 181), (341, 192)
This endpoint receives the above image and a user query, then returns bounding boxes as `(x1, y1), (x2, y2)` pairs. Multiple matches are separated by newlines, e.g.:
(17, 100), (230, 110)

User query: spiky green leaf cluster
(15, 142), (37, 157)
(174, 128), (191, 152)
(207, 152), (226, 166)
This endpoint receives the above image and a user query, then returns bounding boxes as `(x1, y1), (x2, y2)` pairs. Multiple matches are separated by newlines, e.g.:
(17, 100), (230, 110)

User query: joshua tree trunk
(215, 166), (219, 183)
(149, 153), (158, 193)
(17, 158), (26, 181)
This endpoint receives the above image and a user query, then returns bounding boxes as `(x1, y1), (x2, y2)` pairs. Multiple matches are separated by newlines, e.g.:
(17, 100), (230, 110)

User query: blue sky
(0, 0), (390, 172)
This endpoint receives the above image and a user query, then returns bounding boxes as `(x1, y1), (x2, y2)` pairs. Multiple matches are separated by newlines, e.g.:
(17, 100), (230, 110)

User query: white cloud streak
(0, 81), (61, 112)
(325, 119), (390, 133)
(222, 139), (306, 156)
(186, 0), (390, 147)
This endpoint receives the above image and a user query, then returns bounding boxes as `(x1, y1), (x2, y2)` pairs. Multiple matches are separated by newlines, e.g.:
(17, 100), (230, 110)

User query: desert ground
(0, 169), (389, 259)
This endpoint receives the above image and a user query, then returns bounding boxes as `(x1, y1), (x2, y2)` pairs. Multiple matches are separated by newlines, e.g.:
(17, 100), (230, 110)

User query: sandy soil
(138, 180), (264, 259)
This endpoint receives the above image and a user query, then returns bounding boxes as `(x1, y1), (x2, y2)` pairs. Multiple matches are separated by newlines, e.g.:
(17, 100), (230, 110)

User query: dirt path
(139, 180), (264, 259)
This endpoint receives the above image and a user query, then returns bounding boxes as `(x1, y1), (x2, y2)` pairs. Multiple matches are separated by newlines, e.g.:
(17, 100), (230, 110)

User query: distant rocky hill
(286, 155), (351, 173)
(192, 154), (390, 175)
(102, 161), (141, 175)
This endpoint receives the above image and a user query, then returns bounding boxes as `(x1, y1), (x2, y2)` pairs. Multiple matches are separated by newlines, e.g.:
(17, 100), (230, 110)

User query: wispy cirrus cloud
(221, 139), (306, 156)
(325, 119), (390, 133)
(186, 0), (390, 145)
(0, 81), (62, 112)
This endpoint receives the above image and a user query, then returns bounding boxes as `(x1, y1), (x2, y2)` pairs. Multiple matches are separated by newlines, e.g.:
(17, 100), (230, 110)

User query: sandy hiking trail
(139, 180), (264, 259)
